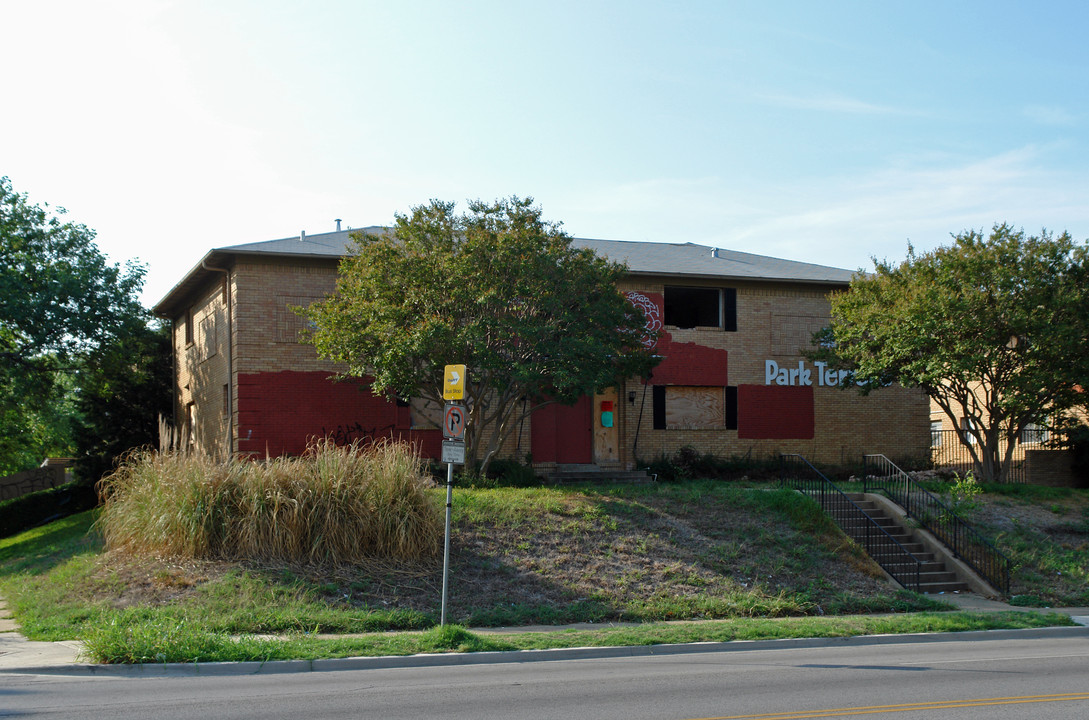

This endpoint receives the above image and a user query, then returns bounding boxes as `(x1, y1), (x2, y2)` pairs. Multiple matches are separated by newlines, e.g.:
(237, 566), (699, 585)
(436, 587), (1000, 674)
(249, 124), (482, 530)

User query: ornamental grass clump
(97, 440), (442, 565)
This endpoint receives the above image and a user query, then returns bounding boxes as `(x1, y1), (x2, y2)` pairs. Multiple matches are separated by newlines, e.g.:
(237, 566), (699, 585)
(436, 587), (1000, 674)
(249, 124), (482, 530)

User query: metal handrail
(779, 454), (923, 592)
(863, 454), (1010, 594)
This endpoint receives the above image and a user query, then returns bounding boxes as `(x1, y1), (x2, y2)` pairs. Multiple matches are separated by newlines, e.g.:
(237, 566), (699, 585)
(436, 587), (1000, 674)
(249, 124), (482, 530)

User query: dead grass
(97, 440), (442, 565)
(79, 483), (909, 627)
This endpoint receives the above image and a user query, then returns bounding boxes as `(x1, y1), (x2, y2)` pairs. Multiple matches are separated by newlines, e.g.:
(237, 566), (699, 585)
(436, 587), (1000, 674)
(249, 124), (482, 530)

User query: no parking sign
(443, 403), (467, 440)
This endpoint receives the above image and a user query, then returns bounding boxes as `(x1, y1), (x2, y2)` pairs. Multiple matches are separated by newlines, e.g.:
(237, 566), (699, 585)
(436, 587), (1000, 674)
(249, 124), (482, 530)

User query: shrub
(639, 447), (783, 482)
(949, 471), (983, 514)
(0, 480), (99, 539)
(97, 440), (443, 564)
(484, 458), (540, 487)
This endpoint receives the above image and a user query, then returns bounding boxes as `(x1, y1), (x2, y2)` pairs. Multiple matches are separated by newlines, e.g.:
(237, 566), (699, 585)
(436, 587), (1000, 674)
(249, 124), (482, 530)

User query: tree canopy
(72, 322), (173, 482)
(305, 196), (659, 473)
(822, 223), (1089, 483)
(1, 176), (151, 474)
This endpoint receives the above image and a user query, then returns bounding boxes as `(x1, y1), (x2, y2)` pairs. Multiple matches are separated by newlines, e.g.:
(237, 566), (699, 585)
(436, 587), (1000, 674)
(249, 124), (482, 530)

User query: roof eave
(621, 268), (854, 287)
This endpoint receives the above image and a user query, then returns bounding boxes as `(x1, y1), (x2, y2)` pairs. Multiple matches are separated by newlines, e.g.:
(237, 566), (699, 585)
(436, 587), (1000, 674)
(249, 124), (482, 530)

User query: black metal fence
(930, 429), (1028, 483)
(780, 454), (923, 592)
(864, 454), (1010, 594)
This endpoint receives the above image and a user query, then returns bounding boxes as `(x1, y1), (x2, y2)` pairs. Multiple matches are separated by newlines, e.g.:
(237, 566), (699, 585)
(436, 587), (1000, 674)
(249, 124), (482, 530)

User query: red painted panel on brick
(737, 385), (814, 439)
(236, 371), (440, 458)
(651, 331), (730, 386)
(531, 397), (592, 463)
(624, 293), (729, 386)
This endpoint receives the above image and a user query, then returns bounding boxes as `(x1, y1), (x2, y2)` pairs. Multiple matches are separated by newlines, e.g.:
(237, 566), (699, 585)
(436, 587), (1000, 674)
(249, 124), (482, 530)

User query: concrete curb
(5, 624), (1088, 678)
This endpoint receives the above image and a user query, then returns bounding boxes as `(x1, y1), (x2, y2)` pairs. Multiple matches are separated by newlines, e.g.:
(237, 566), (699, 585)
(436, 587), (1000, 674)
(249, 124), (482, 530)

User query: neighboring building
(929, 388), (1066, 483)
(153, 229), (930, 470)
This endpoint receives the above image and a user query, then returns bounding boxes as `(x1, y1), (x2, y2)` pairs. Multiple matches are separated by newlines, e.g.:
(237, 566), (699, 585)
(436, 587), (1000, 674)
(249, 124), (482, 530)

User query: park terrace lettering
(765, 359), (850, 387)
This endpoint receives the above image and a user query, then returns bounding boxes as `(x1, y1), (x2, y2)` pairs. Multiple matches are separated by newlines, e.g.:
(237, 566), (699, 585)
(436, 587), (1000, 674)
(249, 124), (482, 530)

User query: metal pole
(440, 461), (454, 626)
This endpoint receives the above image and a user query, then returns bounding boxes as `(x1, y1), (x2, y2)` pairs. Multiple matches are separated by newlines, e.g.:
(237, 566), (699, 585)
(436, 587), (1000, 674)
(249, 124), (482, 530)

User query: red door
(531, 396), (593, 464)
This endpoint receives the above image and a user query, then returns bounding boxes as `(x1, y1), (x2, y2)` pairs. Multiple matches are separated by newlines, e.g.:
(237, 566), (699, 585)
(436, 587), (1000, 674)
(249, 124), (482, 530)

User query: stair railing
(780, 454), (922, 592)
(863, 454), (1010, 594)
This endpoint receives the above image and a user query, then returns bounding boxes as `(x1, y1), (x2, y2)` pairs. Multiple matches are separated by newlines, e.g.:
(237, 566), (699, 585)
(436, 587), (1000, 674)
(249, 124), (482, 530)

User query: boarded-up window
(652, 386), (731, 430)
(199, 312), (218, 361)
(772, 314), (826, 355)
(665, 386), (723, 429)
(277, 295), (324, 343)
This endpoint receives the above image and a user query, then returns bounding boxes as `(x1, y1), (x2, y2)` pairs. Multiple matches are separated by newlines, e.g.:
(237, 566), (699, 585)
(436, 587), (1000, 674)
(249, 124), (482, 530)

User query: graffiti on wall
(625, 291), (662, 349)
(321, 421), (397, 446)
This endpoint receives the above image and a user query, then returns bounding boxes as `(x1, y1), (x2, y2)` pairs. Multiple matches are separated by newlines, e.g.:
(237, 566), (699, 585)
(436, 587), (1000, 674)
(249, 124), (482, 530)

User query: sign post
(440, 365), (466, 626)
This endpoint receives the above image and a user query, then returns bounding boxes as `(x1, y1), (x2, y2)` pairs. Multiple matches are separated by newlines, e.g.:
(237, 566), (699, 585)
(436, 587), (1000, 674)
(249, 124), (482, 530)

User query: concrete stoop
(543, 464), (653, 485)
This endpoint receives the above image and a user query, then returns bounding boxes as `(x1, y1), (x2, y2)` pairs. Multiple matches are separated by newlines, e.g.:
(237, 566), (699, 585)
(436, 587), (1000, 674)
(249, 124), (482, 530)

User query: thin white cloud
(756, 92), (909, 115)
(560, 146), (1089, 274)
(1023, 105), (1077, 127)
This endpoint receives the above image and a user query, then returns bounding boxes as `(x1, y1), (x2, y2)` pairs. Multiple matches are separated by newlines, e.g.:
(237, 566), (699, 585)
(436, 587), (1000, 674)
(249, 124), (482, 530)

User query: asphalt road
(2, 632), (1088, 719)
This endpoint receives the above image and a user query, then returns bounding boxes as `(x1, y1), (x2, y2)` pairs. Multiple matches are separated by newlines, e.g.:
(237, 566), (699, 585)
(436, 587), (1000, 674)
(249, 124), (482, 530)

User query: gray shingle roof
(219, 229), (856, 283)
(154, 228), (856, 316)
(573, 238), (857, 284)
(217, 226), (386, 258)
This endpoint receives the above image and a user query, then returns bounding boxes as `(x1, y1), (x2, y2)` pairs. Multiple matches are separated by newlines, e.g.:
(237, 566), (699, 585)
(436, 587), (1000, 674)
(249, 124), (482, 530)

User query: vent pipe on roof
(710, 247), (719, 258)
(300, 230), (306, 242)
(336, 218), (342, 232)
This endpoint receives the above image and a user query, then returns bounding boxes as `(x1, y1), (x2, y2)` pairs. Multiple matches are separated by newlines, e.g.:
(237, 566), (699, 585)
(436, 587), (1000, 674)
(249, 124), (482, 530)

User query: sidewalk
(0, 597), (84, 670)
(2, 593), (1087, 675)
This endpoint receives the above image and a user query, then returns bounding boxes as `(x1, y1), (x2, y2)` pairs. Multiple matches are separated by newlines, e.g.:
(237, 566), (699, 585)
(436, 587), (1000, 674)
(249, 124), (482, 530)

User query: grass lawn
(964, 484), (1089, 607)
(0, 479), (1081, 664)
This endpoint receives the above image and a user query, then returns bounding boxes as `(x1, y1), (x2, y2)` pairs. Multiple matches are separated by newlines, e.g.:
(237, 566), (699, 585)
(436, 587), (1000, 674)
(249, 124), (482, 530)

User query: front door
(531, 396), (593, 464)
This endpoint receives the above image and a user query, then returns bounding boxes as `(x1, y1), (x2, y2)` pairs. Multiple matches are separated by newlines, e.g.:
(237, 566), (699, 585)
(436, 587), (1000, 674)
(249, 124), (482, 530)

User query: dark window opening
(652, 386), (666, 429)
(184, 308), (194, 345)
(725, 386), (738, 430)
(664, 286), (737, 331)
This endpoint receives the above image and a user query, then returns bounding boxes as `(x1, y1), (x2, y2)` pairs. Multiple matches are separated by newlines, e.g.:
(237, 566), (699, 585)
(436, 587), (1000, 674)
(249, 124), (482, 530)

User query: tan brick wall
(172, 278), (231, 457)
(1025, 449), (1082, 487)
(172, 261), (930, 469)
(232, 257), (344, 375)
(609, 276), (930, 468)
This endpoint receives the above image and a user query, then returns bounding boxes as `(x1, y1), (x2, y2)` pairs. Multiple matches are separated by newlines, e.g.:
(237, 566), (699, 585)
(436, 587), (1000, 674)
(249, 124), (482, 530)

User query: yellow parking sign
(443, 364), (466, 400)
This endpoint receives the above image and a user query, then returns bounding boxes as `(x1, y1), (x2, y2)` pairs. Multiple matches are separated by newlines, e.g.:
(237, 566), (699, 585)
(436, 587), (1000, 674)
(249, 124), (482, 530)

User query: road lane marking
(688, 691), (1089, 719)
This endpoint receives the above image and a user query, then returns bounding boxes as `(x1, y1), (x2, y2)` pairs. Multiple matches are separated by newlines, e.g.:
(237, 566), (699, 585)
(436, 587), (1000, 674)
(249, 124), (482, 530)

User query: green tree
(821, 224), (1089, 483)
(72, 322), (173, 482)
(305, 197), (658, 474)
(0, 176), (148, 473)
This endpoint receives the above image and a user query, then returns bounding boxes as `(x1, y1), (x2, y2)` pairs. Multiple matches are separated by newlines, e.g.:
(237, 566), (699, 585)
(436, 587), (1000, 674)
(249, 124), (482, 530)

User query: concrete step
(919, 581), (971, 594)
(545, 468), (652, 485)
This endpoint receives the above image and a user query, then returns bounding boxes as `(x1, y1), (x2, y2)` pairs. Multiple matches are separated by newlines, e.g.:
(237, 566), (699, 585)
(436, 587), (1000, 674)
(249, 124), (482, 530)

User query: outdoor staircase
(544, 464), (653, 485)
(843, 493), (969, 594)
(780, 454), (994, 595)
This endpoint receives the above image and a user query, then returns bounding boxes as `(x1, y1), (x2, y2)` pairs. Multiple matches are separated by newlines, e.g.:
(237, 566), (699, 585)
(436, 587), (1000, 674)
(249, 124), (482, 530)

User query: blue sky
(3, 1), (1088, 307)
